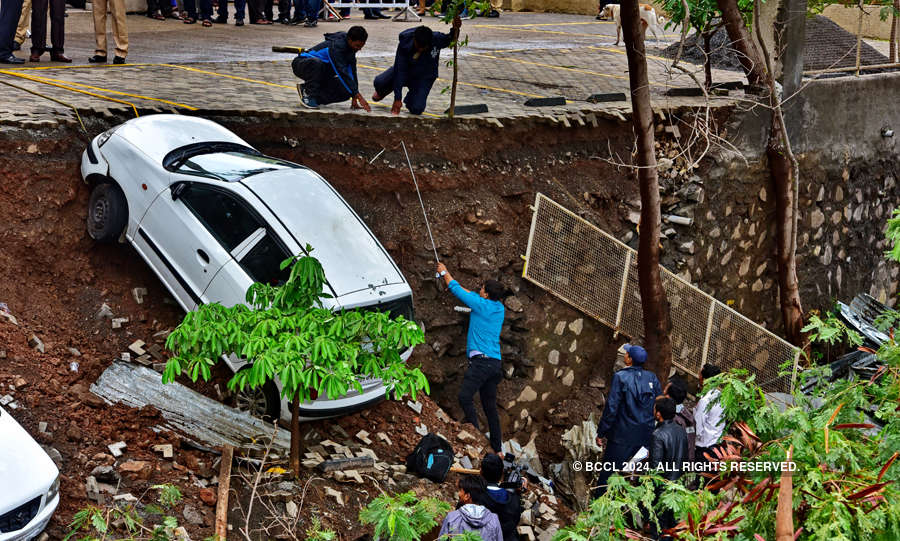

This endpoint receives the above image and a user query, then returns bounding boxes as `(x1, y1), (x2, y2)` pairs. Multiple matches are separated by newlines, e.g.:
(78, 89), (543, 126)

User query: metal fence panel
(523, 193), (800, 392)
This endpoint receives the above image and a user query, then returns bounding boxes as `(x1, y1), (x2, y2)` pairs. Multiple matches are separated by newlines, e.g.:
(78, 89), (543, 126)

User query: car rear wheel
(233, 376), (281, 421)
(87, 182), (127, 242)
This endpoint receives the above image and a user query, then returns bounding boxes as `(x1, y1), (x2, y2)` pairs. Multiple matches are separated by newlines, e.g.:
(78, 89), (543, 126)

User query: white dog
(601, 3), (667, 47)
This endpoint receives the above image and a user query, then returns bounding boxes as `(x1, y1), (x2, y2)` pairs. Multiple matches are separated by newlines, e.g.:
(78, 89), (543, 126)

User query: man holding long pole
(437, 262), (507, 455)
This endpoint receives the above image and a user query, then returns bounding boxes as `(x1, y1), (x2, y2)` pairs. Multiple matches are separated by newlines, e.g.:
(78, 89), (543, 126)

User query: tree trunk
(774, 446), (795, 541)
(769, 116), (805, 345)
(290, 391), (301, 475)
(716, 0), (766, 86)
(891, 0), (899, 63)
(448, 37), (459, 118)
(703, 31), (713, 90)
(620, 0), (673, 382)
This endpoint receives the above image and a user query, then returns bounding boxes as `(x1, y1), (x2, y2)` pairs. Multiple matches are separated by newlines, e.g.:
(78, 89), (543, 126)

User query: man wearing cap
(593, 344), (661, 497)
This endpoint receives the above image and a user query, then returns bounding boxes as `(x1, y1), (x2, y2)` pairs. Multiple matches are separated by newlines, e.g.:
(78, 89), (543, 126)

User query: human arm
(649, 432), (664, 471)
(434, 16), (462, 49)
(596, 372), (623, 437)
(436, 263), (491, 311)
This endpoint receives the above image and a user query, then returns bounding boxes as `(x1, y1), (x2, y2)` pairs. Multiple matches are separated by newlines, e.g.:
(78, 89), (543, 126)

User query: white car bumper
(0, 493), (58, 541)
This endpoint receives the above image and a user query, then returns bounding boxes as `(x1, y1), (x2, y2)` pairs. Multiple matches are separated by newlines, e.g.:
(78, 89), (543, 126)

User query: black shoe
(289, 15), (302, 24)
(376, 12), (390, 18)
(88, 54), (107, 63)
(363, 13), (377, 19)
(213, 14), (227, 23)
(487, 9), (499, 17)
(12, 41), (21, 51)
(113, 56), (126, 64)
(276, 15), (290, 23)
(304, 17), (317, 26)
(0, 54), (25, 64)
(235, 18), (244, 25)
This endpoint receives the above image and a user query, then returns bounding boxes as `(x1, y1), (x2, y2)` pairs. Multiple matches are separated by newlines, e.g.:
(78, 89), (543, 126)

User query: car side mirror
(170, 182), (188, 201)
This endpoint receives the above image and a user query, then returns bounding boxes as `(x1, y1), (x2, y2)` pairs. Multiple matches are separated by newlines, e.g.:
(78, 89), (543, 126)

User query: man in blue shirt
(593, 344), (661, 497)
(292, 26), (371, 111)
(437, 262), (506, 453)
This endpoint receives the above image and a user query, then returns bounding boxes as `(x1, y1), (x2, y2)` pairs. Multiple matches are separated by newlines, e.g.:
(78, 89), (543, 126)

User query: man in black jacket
(477, 454), (522, 541)
(292, 26), (371, 111)
(648, 397), (688, 537)
(371, 19), (459, 115)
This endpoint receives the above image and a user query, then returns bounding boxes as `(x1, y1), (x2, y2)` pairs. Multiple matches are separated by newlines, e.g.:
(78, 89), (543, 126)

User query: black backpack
(405, 433), (455, 483)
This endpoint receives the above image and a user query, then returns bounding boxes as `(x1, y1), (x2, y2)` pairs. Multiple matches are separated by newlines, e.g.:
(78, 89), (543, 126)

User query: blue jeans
(301, 0), (320, 19)
(184, 0), (212, 19)
(217, 0), (247, 20)
(458, 355), (503, 453)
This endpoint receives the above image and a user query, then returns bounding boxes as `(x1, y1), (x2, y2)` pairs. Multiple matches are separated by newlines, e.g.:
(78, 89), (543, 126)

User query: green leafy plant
(802, 311), (863, 347)
(64, 485), (185, 541)
(359, 491), (452, 541)
(163, 246), (428, 473)
(439, 531), (484, 540)
(304, 517), (337, 541)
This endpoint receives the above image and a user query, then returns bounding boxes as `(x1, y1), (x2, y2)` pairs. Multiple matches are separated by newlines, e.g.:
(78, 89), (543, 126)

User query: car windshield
(176, 151), (298, 181)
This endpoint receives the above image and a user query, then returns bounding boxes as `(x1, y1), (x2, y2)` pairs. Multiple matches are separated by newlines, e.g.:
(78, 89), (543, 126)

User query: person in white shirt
(693, 364), (725, 462)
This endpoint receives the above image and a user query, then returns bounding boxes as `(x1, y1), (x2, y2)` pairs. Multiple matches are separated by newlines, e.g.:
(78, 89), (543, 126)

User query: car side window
(240, 234), (291, 285)
(179, 184), (261, 251)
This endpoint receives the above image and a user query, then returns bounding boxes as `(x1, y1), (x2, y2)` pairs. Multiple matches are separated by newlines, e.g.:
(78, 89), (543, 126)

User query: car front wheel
(233, 376), (281, 421)
(87, 182), (128, 242)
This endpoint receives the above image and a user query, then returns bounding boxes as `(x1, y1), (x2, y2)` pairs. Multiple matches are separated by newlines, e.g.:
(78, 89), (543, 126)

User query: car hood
(0, 406), (58, 511)
(242, 169), (405, 296)
(112, 114), (251, 166)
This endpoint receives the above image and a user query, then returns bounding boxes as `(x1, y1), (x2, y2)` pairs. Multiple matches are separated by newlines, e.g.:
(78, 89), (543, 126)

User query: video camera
(500, 453), (527, 491)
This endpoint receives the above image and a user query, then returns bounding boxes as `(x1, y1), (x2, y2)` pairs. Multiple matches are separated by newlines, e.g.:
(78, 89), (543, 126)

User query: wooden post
(855, 0), (864, 76)
(215, 445), (234, 541)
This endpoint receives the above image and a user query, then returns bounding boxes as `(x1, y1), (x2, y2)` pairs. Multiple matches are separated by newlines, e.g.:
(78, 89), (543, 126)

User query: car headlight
(96, 127), (119, 147)
(46, 475), (59, 501)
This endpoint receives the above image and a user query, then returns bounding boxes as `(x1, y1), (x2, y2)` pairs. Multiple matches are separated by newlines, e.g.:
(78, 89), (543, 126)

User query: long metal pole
(401, 140), (440, 265)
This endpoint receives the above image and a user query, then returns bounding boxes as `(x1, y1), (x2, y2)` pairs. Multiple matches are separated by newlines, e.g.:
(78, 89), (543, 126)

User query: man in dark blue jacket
(371, 19), (460, 115)
(593, 344), (661, 497)
(437, 262), (506, 454)
(478, 454), (523, 541)
(292, 26), (371, 111)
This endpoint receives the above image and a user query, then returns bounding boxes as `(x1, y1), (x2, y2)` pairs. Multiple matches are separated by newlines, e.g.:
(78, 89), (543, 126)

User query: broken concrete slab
(318, 456), (375, 472)
(415, 424), (428, 436)
(108, 441), (127, 457)
(355, 430), (372, 445)
(28, 335), (45, 353)
(406, 400), (423, 414)
(153, 444), (174, 458)
(111, 317), (129, 329)
(128, 340), (146, 356)
(132, 287), (148, 305)
(91, 362), (291, 453)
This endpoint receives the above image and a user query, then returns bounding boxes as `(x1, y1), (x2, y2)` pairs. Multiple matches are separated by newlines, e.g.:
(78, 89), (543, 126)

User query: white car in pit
(80, 115), (416, 422)
(0, 406), (59, 541)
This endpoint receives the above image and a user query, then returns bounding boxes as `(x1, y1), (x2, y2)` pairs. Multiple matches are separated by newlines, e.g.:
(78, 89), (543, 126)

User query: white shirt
(693, 389), (724, 448)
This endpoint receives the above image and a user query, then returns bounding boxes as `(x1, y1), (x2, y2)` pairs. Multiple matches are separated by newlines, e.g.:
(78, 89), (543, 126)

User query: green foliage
(439, 531), (484, 541)
(304, 517), (337, 541)
(163, 246), (428, 406)
(359, 491), (452, 541)
(802, 311), (863, 347)
(65, 485), (184, 541)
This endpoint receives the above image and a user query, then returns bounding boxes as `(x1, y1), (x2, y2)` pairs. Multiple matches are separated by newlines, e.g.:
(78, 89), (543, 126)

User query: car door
(136, 181), (254, 311)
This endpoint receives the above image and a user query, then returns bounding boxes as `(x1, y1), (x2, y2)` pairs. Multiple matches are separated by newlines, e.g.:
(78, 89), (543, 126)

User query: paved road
(0, 10), (745, 125)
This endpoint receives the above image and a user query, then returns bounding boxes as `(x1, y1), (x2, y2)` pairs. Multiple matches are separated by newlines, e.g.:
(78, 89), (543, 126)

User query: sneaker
(290, 15), (303, 24)
(213, 14), (228, 23)
(235, 18), (244, 25)
(297, 84), (319, 108)
(276, 15), (290, 23)
(304, 17), (317, 26)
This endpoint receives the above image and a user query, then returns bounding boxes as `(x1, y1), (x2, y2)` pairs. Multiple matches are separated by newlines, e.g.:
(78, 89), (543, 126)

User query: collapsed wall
(2, 73), (898, 464)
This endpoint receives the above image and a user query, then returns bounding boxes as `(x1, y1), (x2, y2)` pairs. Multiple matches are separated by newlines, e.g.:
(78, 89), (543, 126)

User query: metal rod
(401, 140), (440, 265)
(369, 147), (385, 165)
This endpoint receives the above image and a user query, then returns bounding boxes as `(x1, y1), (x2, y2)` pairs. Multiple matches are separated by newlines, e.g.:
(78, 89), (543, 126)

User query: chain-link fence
(523, 193), (800, 392)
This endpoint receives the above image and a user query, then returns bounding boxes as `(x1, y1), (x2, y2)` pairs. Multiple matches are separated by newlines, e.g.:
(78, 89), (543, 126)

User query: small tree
(663, 0), (726, 89)
(163, 246), (428, 474)
(433, 1), (488, 118)
(359, 492), (452, 541)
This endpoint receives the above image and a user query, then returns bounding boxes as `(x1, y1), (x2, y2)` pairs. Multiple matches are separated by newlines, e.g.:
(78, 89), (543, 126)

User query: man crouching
(293, 26), (371, 111)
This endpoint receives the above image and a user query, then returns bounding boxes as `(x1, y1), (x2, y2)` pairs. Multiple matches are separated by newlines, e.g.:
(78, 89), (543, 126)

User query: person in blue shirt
(437, 262), (506, 454)
(593, 344), (661, 497)
(292, 27), (371, 111)
(371, 19), (460, 115)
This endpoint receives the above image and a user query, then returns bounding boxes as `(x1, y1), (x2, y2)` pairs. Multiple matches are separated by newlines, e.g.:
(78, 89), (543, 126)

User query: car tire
(87, 182), (128, 242)
(233, 375), (281, 421)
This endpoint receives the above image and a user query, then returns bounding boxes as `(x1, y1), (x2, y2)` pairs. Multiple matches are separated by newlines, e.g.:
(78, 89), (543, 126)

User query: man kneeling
(372, 18), (460, 115)
(292, 26), (371, 111)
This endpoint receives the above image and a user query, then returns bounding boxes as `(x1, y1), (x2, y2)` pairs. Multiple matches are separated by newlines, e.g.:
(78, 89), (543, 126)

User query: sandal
(183, 16), (196, 23)
(152, 12), (166, 19)
(253, 18), (272, 24)
(202, 18), (212, 26)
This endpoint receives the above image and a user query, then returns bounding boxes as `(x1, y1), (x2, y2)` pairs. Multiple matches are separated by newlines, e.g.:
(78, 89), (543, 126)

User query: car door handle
(196, 249), (210, 264)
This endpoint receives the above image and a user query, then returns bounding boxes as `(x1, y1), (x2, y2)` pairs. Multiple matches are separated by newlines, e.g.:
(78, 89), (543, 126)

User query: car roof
(241, 169), (405, 297)
(113, 114), (251, 166)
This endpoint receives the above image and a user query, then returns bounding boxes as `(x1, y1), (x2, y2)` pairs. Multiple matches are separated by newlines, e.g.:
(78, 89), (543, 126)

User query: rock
(153, 444), (174, 458)
(85, 476), (103, 503)
(119, 460), (151, 478)
(111, 317), (129, 329)
(517, 525), (536, 541)
(0, 395), (11, 407)
(435, 409), (451, 424)
(505, 296), (525, 313)
(415, 424), (428, 436)
(568, 339), (577, 353)
(42, 446), (63, 468)
(553, 321), (566, 335)
(91, 465), (121, 484)
(547, 350), (559, 365)
(183, 505), (204, 525)
(518, 386), (537, 402)
(28, 335), (45, 354)
(520, 509), (533, 526)
(377, 432), (393, 446)
(198, 488), (217, 506)
(113, 493), (138, 502)
(173, 527), (192, 541)
(68, 347), (82, 357)
(128, 340), (146, 356)
(458, 430), (475, 441)
(567, 318), (584, 335)
(66, 426), (83, 441)
(356, 429), (373, 445)
(406, 401), (423, 414)
(678, 240), (695, 254)
(589, 375), (606, 389)
(325, 487), (344, 506)
(533, 366), (543, 382)
(562, 370), (575, 387)
(132, 287), (148, 304)
(96, 303), (114, 319)
(38, 422), (48, 433)
(759, 187), (767, 202)
(810, 209), (825, 229)
(108, 441), (127, 457)
(285, 500), (299, 518)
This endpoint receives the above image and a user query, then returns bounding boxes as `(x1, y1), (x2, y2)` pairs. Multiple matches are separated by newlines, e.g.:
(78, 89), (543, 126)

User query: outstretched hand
(391, 100), (402, 115)
(353, 93), (371, 112)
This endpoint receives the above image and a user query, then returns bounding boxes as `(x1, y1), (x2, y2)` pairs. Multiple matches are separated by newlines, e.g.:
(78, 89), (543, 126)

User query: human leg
(29, 0), (48, 56)
(372, 65), (395, 101)
(458, 358), (496, 431)
(91, 0), (108, 57)
(15, 0), (32, 45)
(478, 359), (503, 452)
(403, 78), (433, 114)
(108, 0), (128, 57)
(49, 0), (65, 54)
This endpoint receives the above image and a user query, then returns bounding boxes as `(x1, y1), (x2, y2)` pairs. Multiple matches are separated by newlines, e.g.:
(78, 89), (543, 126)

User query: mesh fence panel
(523, 193), (799, 392)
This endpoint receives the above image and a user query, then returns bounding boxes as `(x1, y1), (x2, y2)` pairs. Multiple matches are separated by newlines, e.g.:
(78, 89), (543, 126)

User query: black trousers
(458, 355), (503, 453)
(0, 0), (24, 57)
(292, 56), (352, 105)
(592, 439), (641, 498)
(373, 67), (435, 115)
(31, 0), (65, 53)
